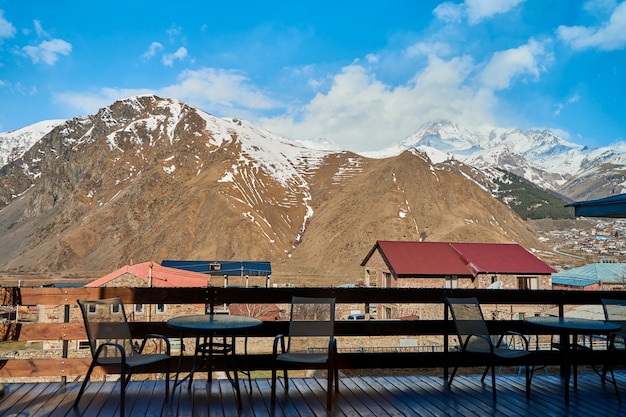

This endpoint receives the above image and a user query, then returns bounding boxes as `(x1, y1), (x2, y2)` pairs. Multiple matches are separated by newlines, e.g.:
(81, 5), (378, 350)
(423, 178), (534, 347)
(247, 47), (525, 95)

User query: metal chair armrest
(138, 333), (171, 355)
(94, 342), (127, 367)
(498, 331), (530, 350)
(273, 334), (285, 355)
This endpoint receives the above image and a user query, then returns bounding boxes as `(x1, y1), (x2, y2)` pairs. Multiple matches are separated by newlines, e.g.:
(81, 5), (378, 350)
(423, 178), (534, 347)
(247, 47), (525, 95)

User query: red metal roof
(368, 241), (555, 277)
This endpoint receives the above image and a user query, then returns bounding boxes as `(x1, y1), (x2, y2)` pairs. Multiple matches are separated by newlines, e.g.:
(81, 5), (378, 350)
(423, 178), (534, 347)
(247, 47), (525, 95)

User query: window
(210, 262), (221, 271)
(384, 272), (392, 288)
(518, 276), (538, 290)
(156, 304), (166, 315)
(87, 304), (97, 314)
(134, 304), (144, 314)
(445, 275), (458, 289)
(78, 341), (91, 350)
(111, 304), (121, 314)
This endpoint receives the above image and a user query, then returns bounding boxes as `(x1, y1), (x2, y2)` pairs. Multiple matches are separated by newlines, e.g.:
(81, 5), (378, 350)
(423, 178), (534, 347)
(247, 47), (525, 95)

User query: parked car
(348, 313), (365, 320)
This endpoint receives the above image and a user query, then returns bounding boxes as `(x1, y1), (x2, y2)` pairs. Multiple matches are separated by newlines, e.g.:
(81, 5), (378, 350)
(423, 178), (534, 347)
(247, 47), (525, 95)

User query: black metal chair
(601, 298), (626, 403)
(445, 297), (533, 401)
(271, 296), (338, 410)
(73, 297), (171, 416)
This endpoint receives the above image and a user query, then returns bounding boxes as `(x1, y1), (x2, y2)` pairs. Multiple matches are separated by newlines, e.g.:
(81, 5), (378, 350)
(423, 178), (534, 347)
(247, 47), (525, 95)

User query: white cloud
(162, 47), (188, 66)
(434, 0), (525, 25)
(433, 2), (464, 23)
(557, 1), (626, 50)
(54, 87), (153, 115)
(259, 57), (496, 152)
(583, 0), (619, 17)
(54, 67), (277, 118)
(142, 42), (163, 60)
(22, 38), (72, 65)
(554, 93), (581, 116)
(465, 0), (525, 24)
(161, 68), (276, 110)
(33, 20), (47, 37)
(0, 10), (16, 40)
(405, 41), (452, 58)
(479, 39), (550, 90)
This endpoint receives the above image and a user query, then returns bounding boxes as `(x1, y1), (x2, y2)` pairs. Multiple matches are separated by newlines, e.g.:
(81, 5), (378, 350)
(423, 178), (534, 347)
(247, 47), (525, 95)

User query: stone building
(361, 240), (556, 320)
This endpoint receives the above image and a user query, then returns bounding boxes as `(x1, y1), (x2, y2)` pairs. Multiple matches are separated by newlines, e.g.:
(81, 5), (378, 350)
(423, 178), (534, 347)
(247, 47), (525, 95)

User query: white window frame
(445, 275), (458, 289)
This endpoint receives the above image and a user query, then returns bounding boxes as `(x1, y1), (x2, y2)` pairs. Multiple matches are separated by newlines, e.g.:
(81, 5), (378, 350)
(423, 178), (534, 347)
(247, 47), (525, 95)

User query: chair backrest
(445, 297), (492, 352)
(77, 297), (136, 359)
(601, 298), (626, 333)
(286, 297), (335, 354)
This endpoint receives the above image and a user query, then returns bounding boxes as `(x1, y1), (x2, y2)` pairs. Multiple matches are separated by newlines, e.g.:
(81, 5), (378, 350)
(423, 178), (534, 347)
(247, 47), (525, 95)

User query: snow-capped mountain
(375, 120), (626, 200)
(0, 96), (543, 277)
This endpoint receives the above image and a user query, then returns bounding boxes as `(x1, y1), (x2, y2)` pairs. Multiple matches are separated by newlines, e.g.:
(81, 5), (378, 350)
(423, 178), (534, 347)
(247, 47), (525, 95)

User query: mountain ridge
(0, 96), (557, 282)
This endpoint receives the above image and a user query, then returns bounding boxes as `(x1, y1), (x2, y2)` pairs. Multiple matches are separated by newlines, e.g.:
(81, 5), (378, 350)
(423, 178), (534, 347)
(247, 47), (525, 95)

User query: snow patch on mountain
(0, 120), (66, 168)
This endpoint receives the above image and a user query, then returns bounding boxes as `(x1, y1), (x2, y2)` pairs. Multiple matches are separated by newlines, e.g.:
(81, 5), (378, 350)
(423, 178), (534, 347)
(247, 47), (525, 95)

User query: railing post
(443, 300), (449, 381)
(62, 304), (69, 385)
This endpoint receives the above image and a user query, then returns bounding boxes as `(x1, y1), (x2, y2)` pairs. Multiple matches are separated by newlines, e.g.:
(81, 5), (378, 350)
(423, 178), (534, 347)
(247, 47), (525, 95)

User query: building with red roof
(84, 260), (279, 321)
(361, 240), (555, 291)
(85, 260), (212, 289)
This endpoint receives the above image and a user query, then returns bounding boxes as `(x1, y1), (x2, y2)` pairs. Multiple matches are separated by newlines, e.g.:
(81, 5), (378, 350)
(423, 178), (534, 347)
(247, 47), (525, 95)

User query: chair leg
(165, 360), (170, 403)
(447, 352), (462, 389)
(283, 368), (289, 392)
(491, 361), (496, 402)
(73, 362), (96, 408)
(270, 366), (277, 408)
(606, 363), (621, 403)
(481, 365), (490, 382)
(525, 364), (531, 397)
(326, 371), (332, 410)
(447, 364), (460, 389)
(120, 369), (126, 417)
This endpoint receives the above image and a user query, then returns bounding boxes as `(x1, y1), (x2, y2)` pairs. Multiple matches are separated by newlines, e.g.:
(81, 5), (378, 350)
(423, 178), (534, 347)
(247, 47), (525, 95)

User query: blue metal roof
(161, 260), (271, 276)
(552, 263), (626, 284)
(551, 277), (598, 287)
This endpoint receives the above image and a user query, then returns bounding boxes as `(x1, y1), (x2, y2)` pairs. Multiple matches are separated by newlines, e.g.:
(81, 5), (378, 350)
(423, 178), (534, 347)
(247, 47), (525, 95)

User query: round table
(167, 314), (263, 333)
(167, 314), (263, 409)
(525, 316), (621, 404)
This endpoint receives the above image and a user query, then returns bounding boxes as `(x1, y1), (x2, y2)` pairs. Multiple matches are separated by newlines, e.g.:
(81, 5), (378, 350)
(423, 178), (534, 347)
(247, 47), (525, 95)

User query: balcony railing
(1, 286), (625, 381)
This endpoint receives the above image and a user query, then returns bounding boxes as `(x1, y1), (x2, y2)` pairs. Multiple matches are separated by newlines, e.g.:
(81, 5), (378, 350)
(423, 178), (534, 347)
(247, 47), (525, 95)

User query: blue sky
(1, 0), (625, 152)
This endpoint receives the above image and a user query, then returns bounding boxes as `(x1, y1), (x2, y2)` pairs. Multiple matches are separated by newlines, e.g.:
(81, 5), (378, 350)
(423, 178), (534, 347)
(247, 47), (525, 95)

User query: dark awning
(565, 193), (626, 218)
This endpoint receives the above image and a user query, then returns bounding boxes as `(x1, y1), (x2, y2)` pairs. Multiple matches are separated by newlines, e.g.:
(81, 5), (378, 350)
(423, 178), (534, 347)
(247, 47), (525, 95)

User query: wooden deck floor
(1, 372), (625, 417)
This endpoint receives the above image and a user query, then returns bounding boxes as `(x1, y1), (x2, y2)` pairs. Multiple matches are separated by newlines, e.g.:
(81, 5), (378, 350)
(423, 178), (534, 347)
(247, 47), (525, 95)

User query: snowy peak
(401, 120), (483, 154)
(0, 119), (66, 167)
(386, 120), (625, 198)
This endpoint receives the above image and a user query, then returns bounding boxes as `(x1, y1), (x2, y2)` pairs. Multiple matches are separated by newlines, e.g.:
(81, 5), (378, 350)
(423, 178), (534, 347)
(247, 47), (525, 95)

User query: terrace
(1, 286), (625, 416)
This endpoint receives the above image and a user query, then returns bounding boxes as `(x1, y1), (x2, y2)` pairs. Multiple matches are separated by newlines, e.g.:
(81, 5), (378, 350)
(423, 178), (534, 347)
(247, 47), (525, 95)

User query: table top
(525, 316), (621, 333)
(167, 314), (263, 332)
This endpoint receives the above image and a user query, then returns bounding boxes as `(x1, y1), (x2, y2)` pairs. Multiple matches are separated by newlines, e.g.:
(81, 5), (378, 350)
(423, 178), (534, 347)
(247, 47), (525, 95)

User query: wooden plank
(30, 382), (75, 417)
(0, 374), (625, 417)
(342, 376), (409, 417)
(0, 357), (176, 378)
(14, 286), (626, 307)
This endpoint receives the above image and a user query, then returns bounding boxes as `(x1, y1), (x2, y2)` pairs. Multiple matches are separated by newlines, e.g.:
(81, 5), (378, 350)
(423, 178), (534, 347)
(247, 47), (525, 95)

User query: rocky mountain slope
(0, 96), (552, 283)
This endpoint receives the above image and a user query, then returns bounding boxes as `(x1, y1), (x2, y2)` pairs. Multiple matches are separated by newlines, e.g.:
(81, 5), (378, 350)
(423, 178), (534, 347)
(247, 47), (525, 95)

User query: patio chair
(73, 297), (171, 417)
(601, 298), (626, 403)
(445, 297), (532, 401)
(271, 297), (338, 410)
